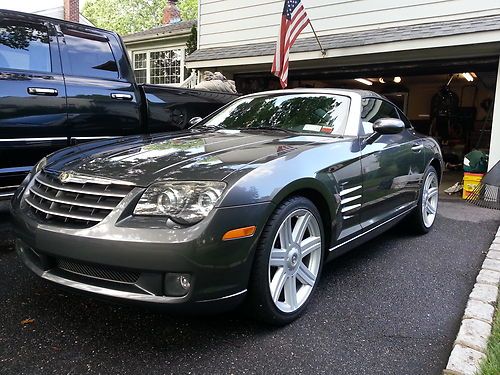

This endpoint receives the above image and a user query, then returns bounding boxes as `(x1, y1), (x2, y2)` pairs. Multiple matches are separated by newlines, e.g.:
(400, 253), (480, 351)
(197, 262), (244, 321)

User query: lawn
(479, 301), (500, 375)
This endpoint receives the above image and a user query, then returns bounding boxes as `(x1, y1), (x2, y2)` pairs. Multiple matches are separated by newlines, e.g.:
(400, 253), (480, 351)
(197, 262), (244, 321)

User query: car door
(58, 25), (142, 144)
(359, 98), (424, 229)
(0, 17), (67, 197)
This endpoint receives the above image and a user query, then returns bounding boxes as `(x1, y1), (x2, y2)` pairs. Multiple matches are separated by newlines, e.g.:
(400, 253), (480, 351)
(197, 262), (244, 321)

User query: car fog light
(164, 273), (192, 297)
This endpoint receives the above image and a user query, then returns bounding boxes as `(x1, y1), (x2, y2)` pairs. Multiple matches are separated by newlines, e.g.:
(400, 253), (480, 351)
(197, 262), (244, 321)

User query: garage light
(462, 73), (474, 82)
(394, 76), (402, 83)
(355, 78), (373, 86)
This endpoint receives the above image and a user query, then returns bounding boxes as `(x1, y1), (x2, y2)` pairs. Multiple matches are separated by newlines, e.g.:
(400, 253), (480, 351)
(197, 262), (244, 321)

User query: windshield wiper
(245, 126), (297, 134)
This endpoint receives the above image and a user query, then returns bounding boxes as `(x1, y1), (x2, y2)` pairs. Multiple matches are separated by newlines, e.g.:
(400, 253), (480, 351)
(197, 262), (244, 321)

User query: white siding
(199, 0), (500, 49)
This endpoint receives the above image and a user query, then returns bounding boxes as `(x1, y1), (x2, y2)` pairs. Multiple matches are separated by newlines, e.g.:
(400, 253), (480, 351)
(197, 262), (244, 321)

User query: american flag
(272, 0), (311, 88)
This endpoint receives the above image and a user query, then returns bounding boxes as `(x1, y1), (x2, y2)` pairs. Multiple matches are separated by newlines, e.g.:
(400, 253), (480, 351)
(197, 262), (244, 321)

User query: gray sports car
(10, 89), (443, 325)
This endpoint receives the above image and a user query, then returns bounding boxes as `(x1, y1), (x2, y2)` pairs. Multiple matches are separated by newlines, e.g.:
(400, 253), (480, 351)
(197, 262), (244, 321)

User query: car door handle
(411, 144), (424, 152)
(27, 87), (58, 96)
(110, 93), (133, 101)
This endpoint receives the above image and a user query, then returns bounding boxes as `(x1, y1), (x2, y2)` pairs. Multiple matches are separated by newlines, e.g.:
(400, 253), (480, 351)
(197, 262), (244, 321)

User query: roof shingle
(186, 15), (500, 62)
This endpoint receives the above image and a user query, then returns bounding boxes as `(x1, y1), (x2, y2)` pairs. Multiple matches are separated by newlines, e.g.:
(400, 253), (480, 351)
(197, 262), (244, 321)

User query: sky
(0, 0), (86, 12)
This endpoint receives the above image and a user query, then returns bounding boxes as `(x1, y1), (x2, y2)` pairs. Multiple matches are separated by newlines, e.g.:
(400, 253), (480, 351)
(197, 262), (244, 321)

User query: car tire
(409, 166), (439, 234)
(246, 196), (325, 325)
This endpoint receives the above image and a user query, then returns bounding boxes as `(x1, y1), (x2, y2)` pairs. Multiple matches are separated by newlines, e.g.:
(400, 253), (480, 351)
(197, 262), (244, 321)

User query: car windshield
(200, 93), (351, 135)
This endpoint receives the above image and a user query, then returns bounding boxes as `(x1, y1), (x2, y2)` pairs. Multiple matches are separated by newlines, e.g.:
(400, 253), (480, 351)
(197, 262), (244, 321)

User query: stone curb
(444, 224), (500, 375)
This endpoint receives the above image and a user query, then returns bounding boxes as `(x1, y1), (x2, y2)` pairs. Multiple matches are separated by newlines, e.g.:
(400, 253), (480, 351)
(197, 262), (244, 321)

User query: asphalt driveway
(0, 198), (499, 375)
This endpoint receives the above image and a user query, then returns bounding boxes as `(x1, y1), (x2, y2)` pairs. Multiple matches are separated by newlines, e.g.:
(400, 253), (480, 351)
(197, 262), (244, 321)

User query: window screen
(0, 21), (51, 72)
(63, 32), (118, 79)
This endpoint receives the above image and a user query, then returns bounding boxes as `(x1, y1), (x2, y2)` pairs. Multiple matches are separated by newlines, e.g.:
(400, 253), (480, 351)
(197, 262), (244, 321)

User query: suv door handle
(110, 93), (133, 101)
(27, 87), (58, 96)
(411, 143), (424, 152)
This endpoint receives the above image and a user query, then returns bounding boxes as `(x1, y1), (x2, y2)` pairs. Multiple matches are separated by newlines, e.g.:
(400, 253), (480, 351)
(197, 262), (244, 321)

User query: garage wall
(199, 0), (500, 49)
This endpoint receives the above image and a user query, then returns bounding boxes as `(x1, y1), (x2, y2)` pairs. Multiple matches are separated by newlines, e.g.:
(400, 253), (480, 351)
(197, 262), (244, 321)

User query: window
(203, 94), (350, 135)
(0, 20), (51, 72)
(132, 48), (183, 85)
(360, 99), (399, 135)
(63, 31), (118, 79)
(133, 52), (147, 84)
(397, 108), (413, 129)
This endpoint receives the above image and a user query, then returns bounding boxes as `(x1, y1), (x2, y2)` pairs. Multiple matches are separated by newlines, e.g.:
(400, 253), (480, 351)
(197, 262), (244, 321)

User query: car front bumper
(11, 184), (274, 311)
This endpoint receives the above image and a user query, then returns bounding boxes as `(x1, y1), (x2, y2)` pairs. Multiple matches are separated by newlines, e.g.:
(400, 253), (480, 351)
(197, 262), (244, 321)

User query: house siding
(199, 0), (500, 49)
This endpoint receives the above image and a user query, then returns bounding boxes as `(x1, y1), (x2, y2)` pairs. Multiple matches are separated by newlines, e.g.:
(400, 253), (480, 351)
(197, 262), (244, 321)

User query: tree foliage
(83, 0), (167, 35)
(178, 0), (198, 20)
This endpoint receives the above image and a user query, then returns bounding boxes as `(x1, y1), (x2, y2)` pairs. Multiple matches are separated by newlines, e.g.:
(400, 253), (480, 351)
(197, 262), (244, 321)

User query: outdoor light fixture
(394, 76), (402, 83)
(355, 78), (373, 86)
(462, 73), (474, 82)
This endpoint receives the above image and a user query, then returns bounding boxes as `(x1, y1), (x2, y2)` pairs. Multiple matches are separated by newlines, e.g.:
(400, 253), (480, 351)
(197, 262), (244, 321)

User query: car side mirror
(189, 117), (203, 126)
(364, 118), (405, 145)
(373, 118), (405, 134)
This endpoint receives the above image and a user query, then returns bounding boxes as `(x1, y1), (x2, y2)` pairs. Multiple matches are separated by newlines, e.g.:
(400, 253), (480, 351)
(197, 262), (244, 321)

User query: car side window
(360, 98), (399, 135)
(0, 20), (51, 72)
(62, 29), (118, 80)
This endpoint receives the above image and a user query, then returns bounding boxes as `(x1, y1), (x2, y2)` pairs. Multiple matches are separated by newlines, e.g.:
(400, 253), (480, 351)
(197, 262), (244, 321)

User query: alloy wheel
(421, 171), (439, 228)
(268, 209), (322, 313)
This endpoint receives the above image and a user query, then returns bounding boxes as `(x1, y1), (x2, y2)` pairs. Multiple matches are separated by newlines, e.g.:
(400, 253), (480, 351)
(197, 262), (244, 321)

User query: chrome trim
(54, 171), (135, 186)
(35, 174), (130, 198)
(29, 185), (116, 210)
(330, 205), (416, 251)
(341, 195), (362, 205)
(28, 87), (58, 95)
(341, 203), (361, 213)
(0, 192), (14, 198)
(41, 271), (184, 303)
(72, 136), (118, 141)
(339, 185), (362, 197)
(196, 289), (248, 303)
(0, 137), (67, 142)
(25, 195), (104, 222)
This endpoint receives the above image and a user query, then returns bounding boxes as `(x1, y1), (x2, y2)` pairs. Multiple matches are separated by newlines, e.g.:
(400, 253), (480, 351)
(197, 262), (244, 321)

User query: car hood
(45, 129), (342, 187)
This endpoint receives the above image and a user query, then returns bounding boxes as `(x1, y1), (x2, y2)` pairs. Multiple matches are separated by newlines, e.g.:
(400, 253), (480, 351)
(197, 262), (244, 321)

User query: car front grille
(56, 258), (140, 284)
(25, 171), (134, 228)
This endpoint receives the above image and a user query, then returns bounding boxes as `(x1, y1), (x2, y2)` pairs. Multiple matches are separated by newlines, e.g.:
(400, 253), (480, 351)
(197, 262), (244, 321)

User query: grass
(478, 301), (500, 375)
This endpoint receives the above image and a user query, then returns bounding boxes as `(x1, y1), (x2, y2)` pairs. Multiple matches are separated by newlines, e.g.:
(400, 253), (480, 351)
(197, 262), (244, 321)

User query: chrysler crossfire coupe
(11, 89), (443, 325)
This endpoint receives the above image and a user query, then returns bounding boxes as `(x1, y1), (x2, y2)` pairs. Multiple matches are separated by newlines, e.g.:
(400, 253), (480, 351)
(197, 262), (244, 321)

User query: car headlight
(134, 181), (226, 225)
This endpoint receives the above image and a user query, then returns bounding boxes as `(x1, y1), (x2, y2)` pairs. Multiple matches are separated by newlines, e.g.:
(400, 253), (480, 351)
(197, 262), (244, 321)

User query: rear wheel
(409, 166), (439, 233)
(246, 197), (324, 325)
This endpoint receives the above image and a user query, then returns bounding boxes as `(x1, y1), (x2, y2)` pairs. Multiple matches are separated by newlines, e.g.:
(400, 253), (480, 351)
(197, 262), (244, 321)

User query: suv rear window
(62, 30), (118, 79)
(0, 20), (51, 72)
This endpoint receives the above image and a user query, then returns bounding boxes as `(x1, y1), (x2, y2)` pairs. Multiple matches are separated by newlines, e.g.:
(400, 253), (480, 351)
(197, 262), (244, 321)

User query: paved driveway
(0, 199), (499, 375)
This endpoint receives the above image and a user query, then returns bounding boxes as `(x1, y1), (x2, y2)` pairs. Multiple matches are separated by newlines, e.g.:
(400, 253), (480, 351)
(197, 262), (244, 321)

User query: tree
(178, 0), (198, 20)
(83, 0), (168, 35)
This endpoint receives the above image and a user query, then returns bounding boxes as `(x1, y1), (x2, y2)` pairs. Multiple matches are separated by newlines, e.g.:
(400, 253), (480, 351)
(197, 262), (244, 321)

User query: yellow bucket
(463, 172), (484, 199)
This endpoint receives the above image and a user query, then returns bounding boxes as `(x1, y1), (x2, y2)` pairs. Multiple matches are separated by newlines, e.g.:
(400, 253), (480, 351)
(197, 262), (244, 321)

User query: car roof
(0, 8), (116, 36)
(243, 88), (385, 100)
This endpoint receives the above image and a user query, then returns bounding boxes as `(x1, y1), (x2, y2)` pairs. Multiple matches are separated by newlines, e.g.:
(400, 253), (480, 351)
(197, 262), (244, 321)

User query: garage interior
(234, 58), (498, 191)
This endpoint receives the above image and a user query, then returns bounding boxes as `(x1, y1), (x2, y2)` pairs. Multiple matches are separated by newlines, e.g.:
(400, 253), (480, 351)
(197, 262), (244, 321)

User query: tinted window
(0, 20), (51, 72)
(360, 99), (399, 135)
(203, 94), (351, 135)
(397, 108), (413, 128)
(63, 32), (118, 79)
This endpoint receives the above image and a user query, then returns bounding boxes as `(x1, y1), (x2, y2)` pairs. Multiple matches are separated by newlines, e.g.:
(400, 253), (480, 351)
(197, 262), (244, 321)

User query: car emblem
(59, 171), (72, 183)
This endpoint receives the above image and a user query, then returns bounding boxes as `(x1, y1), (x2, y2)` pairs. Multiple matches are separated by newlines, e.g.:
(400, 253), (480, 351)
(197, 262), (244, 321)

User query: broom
(465, 160), (500, 210)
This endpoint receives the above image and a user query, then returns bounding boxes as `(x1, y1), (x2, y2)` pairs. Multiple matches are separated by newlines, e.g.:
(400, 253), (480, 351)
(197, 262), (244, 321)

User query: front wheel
(409, 166), (439, 234)
(246, 197), (324, 325)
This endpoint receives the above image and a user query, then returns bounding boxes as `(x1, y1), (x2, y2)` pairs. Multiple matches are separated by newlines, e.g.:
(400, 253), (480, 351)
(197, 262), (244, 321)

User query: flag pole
(309, 23), (326, 57)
